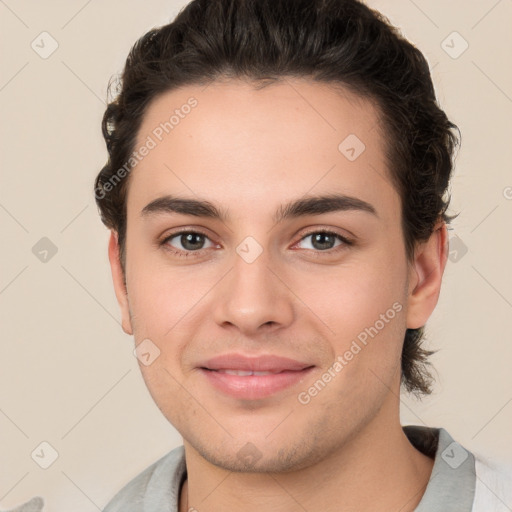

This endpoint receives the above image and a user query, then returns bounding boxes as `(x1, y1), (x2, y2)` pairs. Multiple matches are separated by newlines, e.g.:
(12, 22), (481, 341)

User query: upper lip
(201, 354), (313, 372)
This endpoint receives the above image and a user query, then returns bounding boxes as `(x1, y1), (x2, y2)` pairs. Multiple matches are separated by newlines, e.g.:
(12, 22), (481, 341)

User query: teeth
(217, 369), (275, 376)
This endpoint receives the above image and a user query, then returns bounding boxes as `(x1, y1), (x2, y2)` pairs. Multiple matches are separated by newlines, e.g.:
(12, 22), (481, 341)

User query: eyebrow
(140, 193), (378, 223)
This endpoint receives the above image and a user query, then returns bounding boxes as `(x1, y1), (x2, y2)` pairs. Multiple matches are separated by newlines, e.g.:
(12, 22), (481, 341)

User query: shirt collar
(404, 425), (476, 511)
(8, 426), (475, 512)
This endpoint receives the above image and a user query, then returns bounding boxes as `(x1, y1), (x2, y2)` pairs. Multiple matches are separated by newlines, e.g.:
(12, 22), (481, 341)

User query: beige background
(1, 0), (511, 510)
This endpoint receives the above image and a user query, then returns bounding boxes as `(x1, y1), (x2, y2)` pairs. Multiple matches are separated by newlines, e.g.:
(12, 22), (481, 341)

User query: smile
(213, 369), (280, 376)
(199, 366), (314, 400)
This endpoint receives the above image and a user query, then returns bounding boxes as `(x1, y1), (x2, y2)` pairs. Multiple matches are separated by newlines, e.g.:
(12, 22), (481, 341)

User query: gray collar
(404, 425), (476, 511)
(145, 426), (476, 511)
(3, 426), (476, 511)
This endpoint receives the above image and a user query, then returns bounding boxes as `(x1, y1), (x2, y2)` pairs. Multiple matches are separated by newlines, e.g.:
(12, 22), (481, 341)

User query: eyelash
(159, 229), (354, 259)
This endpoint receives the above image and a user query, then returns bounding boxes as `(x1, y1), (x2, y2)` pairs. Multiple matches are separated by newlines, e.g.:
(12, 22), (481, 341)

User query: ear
(406, 221), (449, 329)
(108, 230), (133, 335)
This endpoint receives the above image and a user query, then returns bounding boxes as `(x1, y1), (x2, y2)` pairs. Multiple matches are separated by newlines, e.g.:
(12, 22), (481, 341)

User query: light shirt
(4, 426), (511, 511)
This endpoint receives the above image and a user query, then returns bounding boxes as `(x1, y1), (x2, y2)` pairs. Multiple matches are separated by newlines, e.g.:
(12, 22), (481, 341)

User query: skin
(108, 78), (448, 511)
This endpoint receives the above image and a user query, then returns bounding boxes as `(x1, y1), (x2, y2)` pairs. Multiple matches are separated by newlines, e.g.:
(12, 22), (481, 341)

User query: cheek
(125, 248), (203, 336)
(300, 257), (406, 334)
(299, 252), (408, 383)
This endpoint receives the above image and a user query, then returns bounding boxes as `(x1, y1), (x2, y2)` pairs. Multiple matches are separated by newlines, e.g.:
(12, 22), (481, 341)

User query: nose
(212, 248), (295, 336)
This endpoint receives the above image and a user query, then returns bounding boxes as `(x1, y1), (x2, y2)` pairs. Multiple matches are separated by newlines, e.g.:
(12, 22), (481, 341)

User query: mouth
(198, 354), (315, 400)
(206, 369), (288, 376)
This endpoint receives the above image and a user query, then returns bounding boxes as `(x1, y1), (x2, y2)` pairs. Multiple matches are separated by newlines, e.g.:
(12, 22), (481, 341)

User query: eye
(163, 231), (215, 253)
(295, 230), (353, 251)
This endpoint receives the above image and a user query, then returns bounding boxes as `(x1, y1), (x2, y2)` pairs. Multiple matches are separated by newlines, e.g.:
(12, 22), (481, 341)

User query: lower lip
(199, 367), (314, 400)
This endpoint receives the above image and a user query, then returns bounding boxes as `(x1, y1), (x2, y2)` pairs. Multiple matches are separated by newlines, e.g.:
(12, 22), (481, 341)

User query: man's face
(112, 78), (421, 471)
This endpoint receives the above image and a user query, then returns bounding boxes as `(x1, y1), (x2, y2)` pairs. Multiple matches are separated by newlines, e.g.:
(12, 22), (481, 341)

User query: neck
(179, 414), (434, 512)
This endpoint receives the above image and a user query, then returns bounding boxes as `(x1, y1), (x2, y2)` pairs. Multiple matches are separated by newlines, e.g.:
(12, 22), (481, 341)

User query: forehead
(128, 78), (398, 224)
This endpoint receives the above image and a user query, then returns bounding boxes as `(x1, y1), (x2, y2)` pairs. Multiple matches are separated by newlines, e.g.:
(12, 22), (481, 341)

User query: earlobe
(406, 221), (449, 329)
(108, 230), (133, 335)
